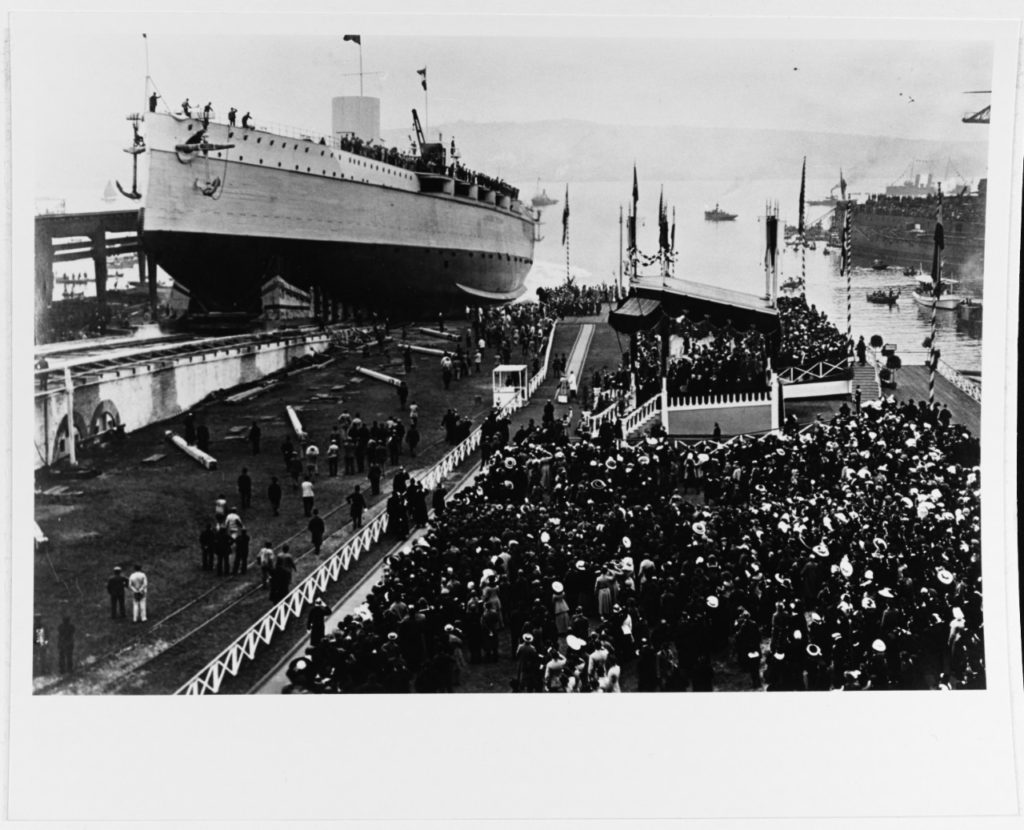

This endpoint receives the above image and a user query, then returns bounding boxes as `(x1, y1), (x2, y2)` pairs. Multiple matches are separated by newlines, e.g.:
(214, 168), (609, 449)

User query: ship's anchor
(195, 176), (222, 197)
(116, 113), (145, 200)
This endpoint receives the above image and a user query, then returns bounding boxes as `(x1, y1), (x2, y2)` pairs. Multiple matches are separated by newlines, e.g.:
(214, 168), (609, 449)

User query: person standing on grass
(256, 541), (275, 588)
(397, 380), (409, 410)
(57, 615), (75, 674)
(327, 438), (340, 477)
(308, 509), (326, 554)
(238, 467), (252, 510)
(248, 420), (262, 454)
(267, 476), (282, 516)
(301, 476), (316, 518)
(343, 434), (356, 476)
(107, 565), (129, 618)
(128, 564), (148, 623)
(347, 485), (367, 529)
(215, 527), (233, 576)
(214, 493), (228, 528)
(199, 522), (216, 571)
(270, 545), (295, 604)
(368, 461), (382, 497)
(233, 528), (251, 574)
(305, 442), (321, 480)
(406, 423), (420, 457)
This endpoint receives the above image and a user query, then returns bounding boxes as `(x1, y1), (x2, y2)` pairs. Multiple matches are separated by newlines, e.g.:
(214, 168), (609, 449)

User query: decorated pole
(799, 156), (807, 292)
(842, 204), (852, 366)
(618, 204), (623, 293)
(927, 187), (944, 407)
(562, 184), (570, 283)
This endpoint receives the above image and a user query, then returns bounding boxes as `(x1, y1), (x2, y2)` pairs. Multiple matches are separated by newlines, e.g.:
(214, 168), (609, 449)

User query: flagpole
(565, 187), (571, 284)
(843, 206), (852, 367)
(618, 205), (623, 293)
(928, 185), (943, 407)
(359, 42), (364, 96)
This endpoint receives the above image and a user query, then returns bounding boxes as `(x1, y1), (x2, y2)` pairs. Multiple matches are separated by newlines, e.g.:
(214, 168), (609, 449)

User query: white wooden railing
(175, 320), (557, 695)
(667, 388), (772, 409)
(775, 360), (851, 385)
(937, 359), (981, 404)
(622, 394), (662, 436)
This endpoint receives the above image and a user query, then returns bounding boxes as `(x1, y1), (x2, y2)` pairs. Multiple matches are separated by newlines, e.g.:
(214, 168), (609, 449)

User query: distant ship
(704, 204), (737, 222)
(531, 182), (559, 209)
(831, 176), (985, 278)
(134, 92), (537, 316)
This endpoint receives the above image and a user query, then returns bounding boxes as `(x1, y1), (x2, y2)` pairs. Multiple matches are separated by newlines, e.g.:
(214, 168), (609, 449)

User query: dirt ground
(32, 321), (503, 693)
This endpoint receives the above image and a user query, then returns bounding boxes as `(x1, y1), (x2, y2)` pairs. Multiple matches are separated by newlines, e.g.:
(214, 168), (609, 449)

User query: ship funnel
(332, 96), (381, 143)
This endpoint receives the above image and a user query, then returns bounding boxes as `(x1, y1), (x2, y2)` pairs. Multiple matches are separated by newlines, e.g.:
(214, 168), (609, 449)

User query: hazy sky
(17, 15), (994, 203)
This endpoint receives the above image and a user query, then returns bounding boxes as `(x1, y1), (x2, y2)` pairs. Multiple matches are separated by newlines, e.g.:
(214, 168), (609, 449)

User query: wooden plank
(887, 366), (980, 435)
(164, 430), (218, 470)
(141, 453), (167, 464)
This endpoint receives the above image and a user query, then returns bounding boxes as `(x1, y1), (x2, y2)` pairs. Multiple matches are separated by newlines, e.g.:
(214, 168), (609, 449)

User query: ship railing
(776, 360), (852, 384)
(175, 320), (559, 695)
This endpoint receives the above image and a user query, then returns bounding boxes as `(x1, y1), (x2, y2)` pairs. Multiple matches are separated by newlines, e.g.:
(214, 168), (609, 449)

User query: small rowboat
(866, 288), (900, 305)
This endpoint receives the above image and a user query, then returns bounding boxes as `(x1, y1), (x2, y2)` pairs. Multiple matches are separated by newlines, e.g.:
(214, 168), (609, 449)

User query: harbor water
(520, 178), (984, 374)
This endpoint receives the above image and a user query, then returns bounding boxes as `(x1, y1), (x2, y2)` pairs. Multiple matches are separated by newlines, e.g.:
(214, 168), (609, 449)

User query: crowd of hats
(286, 391), (982, 693)
(534, 283), (619, 318)
(666, 324), (769, 398)
(472, 301), (555, 363)
(774, 295), (850, 370)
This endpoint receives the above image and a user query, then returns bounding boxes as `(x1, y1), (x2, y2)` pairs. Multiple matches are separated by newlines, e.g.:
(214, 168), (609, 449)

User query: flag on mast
(561, 185), (570, 246)
(343, 34), (362, 44)
(658, 187), (669, 252)
(632, 164), (639, 207)
(417, 67), (427, 91)
(798, 156), (806, 235)
(931, 190), (944, 289)
(840, 168), (847, 201)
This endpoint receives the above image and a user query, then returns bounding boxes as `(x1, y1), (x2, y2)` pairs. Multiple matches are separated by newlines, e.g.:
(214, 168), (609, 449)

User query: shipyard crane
(411, 109), (445, 167)
(962, 91), (991, 125)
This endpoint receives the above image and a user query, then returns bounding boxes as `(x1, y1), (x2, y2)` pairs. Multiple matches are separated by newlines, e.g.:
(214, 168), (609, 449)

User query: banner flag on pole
(343, 34), (362, 44)
(632, 164), (639, 207)
(561, 185), (570, 246)
(931, 189), (944, 290)
(417, 67), (427, 91)
(798, 156), (806, 235)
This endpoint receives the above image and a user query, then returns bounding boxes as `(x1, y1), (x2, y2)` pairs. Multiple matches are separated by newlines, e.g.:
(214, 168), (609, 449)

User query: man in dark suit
(347, 486), (367, 529)
(107, 566), (129, 618)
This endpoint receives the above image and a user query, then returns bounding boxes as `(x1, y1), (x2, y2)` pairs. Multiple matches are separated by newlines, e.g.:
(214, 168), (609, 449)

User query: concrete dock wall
(35, 332), (330, 468)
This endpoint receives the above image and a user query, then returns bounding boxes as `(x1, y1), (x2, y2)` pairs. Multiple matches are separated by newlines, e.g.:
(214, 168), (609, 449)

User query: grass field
(32, 322), (508, 694)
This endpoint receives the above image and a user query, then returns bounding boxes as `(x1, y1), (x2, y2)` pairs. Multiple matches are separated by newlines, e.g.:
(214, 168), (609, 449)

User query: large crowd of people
(285, 392), (982, 693)
(774, 295), (850, 370)
(856, 191), (985, 226)
(535, 283), (621, 318)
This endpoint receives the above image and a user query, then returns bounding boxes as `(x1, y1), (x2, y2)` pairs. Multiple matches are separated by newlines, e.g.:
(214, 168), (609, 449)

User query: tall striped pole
(842, 205), (852, 366)
(798, 157), (807, 293)
(928, 187), (944, 407)
(562, 185), (570, 283)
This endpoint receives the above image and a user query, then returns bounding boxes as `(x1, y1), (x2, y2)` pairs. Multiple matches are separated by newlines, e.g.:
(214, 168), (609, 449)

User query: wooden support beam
(286, 405), (308, 441)
(417, 326), (459, 342)
(399, 342), (446, 356)
(355, 366), (403, 387)
(165, 430), (218, 470)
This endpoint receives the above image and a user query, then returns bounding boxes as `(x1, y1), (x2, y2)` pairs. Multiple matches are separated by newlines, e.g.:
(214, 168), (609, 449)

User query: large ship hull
(141, 114), (536, 315)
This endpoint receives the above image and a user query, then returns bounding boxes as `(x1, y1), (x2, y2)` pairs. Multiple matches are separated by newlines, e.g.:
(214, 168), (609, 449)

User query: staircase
(851, 363), (881, 402)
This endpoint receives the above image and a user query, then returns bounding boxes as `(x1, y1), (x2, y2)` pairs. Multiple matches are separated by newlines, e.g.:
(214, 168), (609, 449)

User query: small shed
(492, 364), (528, 409)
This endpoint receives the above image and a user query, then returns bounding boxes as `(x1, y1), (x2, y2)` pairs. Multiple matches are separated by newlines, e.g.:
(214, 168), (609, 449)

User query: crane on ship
(962, 90), (991, 125)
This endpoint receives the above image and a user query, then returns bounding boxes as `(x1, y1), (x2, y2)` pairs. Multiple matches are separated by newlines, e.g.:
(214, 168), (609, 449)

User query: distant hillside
(384, 119), (989, 185)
